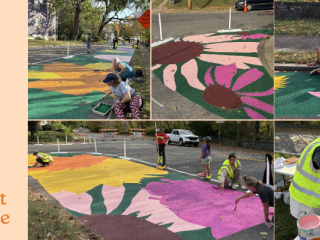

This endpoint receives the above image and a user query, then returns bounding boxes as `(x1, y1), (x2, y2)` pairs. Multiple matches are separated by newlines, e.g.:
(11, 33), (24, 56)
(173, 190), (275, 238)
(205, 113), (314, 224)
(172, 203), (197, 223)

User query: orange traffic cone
(244, 0), (247, 12)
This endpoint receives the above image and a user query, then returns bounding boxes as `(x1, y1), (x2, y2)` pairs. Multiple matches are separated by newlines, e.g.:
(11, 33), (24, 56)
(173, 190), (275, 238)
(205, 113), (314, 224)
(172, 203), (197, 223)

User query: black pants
(158, 144), (166, 166)
(36, 158), (50, 166)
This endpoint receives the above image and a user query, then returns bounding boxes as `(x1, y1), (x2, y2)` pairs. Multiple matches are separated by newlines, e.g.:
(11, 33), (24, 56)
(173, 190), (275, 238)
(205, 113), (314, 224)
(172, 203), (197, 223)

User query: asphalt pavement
(29, 134), (271, 183)
(151, 10), (274, 119)
(28, 44), (110, 64)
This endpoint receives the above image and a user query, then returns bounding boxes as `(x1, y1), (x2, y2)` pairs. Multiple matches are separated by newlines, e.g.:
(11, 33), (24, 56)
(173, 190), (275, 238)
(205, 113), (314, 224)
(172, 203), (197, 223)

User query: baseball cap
(103, 73), (118, 83)
(203, 136), (211, 142)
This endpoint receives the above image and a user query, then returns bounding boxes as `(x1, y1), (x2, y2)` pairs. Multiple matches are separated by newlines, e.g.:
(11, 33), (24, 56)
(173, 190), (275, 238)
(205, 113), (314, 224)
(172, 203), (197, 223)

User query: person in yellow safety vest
(33, 151), (54, 167)
(289, 136), (320, 219)
(218, 153), (246, 191)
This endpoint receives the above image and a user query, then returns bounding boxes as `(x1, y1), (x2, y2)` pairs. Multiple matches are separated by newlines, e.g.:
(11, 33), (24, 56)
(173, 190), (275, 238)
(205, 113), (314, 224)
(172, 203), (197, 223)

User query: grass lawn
(275, 50), (317, 64)
(28, 39), (108, 47)
(131, 48), (150, 119)
(153, 0), (165, 7)
(274, 152), (300, 159)
(28, 186), (97, 239)
(275, 19), (320, 36)
(165, 0), (237, 10)
(275, 198), (298, 240)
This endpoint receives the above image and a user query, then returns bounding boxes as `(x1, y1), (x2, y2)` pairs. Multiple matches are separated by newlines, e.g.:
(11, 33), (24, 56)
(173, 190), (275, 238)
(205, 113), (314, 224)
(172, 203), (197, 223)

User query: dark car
(234, 0), (273, 11)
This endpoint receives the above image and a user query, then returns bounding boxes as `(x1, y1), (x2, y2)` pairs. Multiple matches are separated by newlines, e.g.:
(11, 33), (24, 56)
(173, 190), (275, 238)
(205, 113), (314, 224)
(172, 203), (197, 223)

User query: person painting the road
(289, 136), (320, 219)
(199, 136), (212, 180)
(86, 33), (94, 54)
(101, 73), (142, 119)
(33, 151), (54, 167)
(105, 57), (135, 82)
(235, 177), (274, 228)
(218, 152), (246, 191)
(156, 128), (169, 167)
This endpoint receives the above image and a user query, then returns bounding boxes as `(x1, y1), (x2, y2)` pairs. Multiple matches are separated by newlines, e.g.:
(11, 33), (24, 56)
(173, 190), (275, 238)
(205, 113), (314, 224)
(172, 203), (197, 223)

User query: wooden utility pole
(188, 0), (192, 9)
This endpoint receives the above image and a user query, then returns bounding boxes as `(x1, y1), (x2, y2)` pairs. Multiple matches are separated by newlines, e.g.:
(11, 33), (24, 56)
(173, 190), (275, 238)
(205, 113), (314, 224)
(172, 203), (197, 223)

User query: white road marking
(152, 98), (164, 107)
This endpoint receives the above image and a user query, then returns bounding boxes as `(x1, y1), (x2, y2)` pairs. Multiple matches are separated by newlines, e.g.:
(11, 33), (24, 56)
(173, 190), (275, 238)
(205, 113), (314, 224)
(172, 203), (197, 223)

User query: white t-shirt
(111, 81), (135, 99)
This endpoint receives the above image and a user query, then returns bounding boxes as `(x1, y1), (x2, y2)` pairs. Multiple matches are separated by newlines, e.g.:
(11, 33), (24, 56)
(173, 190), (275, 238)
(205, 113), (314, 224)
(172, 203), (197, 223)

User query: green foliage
(34, 36), (44, 40)
(42, 124), (54, 131)
(28, 121), (39, 141)
(114, 29), (119, 39)
(92, 32), (102, 42)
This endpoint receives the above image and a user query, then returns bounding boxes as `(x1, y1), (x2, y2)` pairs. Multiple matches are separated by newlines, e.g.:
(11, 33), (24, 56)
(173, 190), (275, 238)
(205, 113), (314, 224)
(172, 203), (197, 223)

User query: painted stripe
(152, 98), (164, 107)
(292, 179), (320, 199)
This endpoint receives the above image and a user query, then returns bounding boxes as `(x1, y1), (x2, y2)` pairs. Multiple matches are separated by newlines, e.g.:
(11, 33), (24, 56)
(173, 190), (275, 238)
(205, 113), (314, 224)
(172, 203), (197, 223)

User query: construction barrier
(99, 129), (119, 139)
(129, 128), (146, 138)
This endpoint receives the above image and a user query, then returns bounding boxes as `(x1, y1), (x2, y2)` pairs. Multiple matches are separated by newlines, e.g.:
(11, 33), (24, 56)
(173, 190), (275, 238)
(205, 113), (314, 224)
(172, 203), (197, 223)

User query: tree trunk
(188, 0), (192, 9)
(255, 121), (260, 141)
(166, 121), (171, 132)
(71, 2), (81, 40)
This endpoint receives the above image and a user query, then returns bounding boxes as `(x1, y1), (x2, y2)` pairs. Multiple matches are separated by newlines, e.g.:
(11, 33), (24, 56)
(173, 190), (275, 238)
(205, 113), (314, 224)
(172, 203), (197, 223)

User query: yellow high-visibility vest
(38, 152), (51, 162)
(289, 137), (320, 208)
(218, 159), (240, 180)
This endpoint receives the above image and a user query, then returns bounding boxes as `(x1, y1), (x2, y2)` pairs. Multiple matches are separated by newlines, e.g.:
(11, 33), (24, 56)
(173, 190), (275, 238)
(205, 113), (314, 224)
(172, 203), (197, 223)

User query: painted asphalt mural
(152, 29), (274, 119)
(275, 72), (320, 117)
(28, 47), (134, 119)
(28, 153), (273, 239)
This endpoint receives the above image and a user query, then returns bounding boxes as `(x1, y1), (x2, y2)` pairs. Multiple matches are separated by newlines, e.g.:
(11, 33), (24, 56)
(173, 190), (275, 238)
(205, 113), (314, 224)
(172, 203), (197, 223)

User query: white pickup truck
(166, 129), (199, 147)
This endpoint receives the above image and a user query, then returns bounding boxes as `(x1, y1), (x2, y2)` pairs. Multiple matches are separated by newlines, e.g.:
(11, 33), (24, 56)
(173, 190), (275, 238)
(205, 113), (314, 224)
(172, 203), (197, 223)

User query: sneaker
(232, 185), (238, 190)
(239, 185), (247, 190)
(206, 175), (211, 180)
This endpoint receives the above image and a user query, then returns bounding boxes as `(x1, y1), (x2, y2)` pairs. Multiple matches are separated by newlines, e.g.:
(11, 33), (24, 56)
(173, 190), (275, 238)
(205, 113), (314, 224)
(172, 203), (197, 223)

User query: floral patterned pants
(115, 96), (142, 119)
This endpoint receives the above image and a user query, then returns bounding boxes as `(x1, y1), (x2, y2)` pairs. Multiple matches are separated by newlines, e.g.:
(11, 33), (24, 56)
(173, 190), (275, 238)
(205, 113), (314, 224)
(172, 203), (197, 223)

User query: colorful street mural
(275, 72), (320, 117)
(152, 29), (274, 119)
(28, 46), (134, 119)
(28, 153), (273, 239)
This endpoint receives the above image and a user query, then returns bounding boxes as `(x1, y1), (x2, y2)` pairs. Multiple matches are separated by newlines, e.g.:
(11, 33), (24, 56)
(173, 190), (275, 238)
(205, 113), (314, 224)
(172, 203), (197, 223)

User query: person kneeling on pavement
(33, 151), (54, 167)
(101, 73), (143, 119)
(235, 177), (274, 228)
(218, 152), (246, 191)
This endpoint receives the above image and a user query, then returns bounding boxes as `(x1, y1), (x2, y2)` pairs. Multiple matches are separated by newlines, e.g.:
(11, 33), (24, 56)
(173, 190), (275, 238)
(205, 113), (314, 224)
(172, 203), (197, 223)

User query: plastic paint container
(297, 214), (320, 240)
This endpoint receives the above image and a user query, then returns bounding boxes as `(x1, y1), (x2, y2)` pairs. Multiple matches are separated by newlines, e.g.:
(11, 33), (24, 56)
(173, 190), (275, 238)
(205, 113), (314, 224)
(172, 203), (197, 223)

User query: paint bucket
(283, 191), (290, 204)
(297, 214), (320, 240)
(274, 191), (282, 199)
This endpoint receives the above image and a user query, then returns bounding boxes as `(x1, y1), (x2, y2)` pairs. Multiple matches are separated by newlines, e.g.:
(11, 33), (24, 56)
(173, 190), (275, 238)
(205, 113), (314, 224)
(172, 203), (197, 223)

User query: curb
(274, 63), (317, 72)
(258, 35), (274, 76)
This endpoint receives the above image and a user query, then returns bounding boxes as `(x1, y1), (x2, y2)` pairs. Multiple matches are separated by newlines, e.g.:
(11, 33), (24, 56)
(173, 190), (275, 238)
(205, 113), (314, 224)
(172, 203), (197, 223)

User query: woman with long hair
(105, 57), (135, 81)
(235, 177), (274, 228)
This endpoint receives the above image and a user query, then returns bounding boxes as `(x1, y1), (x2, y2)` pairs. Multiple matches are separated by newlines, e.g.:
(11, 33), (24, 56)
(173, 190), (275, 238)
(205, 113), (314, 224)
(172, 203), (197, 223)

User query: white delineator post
(229, 8), (231, 30)
(66, 135), (68, 144)
(124, 140), (126, 157)
(57, 138), (60, 153)
(159, 13), (163, 41)
(34, 135), (43, 145)
(89, 135), (91, 143)
(94, 138), (97, 153)
(67, 42), (69, 58)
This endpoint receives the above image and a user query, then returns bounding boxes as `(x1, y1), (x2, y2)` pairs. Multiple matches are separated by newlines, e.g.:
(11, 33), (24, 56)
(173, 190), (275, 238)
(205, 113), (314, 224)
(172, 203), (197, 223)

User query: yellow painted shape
(84, 63), (113, 70)
(29, 81), (87, 88)
(28, 158), (167, 194)
(28, 71), (62, 79)
(55, 71), (94, 79)
(101, 50), (125, 53)
(274, 75), (289, 90)
(28, 154), (37, 166)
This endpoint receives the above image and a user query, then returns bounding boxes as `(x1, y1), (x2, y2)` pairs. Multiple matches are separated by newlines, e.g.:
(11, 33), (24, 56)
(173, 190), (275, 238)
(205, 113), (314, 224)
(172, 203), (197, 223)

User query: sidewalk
(275, 35), (319, 71)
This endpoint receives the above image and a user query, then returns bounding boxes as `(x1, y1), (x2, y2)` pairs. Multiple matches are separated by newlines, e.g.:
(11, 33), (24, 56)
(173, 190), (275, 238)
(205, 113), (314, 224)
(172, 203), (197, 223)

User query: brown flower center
(202, 85), (242, 109)
(152, 42), (203, 65)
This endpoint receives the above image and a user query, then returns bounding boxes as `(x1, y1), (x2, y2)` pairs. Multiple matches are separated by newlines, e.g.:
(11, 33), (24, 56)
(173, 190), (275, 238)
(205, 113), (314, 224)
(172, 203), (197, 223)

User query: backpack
(135, 69), (143, 76)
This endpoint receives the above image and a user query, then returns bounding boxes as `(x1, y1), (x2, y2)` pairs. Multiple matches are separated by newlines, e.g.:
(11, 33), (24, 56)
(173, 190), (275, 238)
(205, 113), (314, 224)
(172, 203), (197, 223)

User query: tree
(28, 121), (39, 141)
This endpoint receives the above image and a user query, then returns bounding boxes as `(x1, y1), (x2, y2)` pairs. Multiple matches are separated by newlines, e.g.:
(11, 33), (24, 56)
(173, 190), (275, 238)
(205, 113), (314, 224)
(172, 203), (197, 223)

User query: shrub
(92, 32), (101, 42)
(42, 124), (53, 131)
(35, 36), (44, 40)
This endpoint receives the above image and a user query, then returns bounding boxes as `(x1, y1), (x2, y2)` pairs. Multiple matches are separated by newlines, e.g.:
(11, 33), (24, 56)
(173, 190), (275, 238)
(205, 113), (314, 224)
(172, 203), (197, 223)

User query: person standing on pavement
(307, 47), (320, 66)
(156, 128), (169, 167)
(86, 33), (93, 54)
(218, 152), (246, 191)
(33, 151), (54, 167)
(235, 177), (274, 228)
(108, 38), (113, 49)
(199, 136), (212, 180)
(289, 136), (320, 219)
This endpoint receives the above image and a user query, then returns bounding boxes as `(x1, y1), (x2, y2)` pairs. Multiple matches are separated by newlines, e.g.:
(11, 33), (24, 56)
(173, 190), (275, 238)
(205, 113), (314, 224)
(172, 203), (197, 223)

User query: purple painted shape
(52, 190), (92, 215)
(236, 87), (274, 97)
(232, 68), (264, 91)
(214, 63), (237, 89)
(117, 48), (134, 51)
(95, 55), (131, 62)
(241, 96), (274, 114)
(241, 34), (269, 40)
(205, 67), (214, 86)
(309, 92), (320, 98)
(244, 107), (266, 119)
(144, 179), (272, 239)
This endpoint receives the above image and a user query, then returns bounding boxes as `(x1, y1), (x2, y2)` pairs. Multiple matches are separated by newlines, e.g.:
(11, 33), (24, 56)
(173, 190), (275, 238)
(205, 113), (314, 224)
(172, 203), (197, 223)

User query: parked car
(234, 0), (273, 11)
(166, 129), (199, 147)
